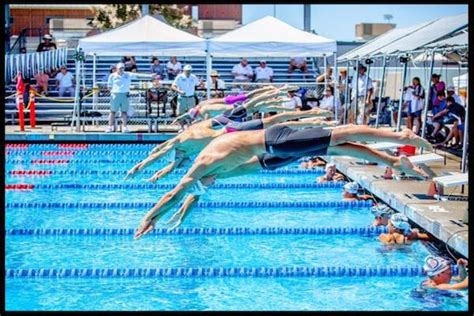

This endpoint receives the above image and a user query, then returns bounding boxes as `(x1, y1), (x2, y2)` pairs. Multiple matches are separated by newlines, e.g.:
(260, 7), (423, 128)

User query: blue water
(5, 143), (468, 311)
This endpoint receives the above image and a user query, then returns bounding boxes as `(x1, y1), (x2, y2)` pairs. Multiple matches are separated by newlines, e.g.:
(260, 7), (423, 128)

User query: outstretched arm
(245, 86), (275, 99)
(126, 140), (176, 179)
(242, 89), (281, 110)
(147, 155), (186, 183)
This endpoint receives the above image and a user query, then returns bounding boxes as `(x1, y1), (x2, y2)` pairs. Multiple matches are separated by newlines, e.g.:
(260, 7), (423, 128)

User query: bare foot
(400, 128), (433, 151)
(393, 156), (430, 179)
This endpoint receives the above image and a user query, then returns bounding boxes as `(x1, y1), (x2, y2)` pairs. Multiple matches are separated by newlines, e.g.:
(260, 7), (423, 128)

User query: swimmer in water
(133, 125), (432, 238)
(422, 255), (468, 291)
(341, 182), (374, 201)
(370, 203), (393, 226)
(317, 162), (345, 183)
(379, 213), (431, 245)
(125, 107), (334, 182)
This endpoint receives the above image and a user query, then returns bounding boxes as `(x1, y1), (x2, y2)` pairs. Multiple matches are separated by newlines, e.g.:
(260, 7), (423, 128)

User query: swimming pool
(5, 143), (468, 311)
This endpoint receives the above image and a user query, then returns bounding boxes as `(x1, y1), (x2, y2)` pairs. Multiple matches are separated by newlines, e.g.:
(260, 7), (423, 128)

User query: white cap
(325, 162), (336, 171)
(116, 62), (125, 69)
(343, 182), (359, 194)
(43, 34), (53, 40)
(183, 64), (192, 71)
(447, 86), (456, 91)
(260, 60), (267, 63)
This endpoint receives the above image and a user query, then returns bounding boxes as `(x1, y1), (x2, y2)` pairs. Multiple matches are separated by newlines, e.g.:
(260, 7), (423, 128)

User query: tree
(90, 4), (192, 30)
(383, 14), (394, 24)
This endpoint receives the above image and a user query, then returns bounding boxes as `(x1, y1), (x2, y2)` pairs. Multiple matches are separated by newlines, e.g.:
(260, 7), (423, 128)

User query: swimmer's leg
(327, 142), (429, 179)
(330, 124), (433, 150)
(147, 155), (187, 183)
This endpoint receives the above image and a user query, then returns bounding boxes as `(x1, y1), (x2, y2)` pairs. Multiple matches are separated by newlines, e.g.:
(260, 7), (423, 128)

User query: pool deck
(5, 125), (469, 257)
(329, 153), (469, 258)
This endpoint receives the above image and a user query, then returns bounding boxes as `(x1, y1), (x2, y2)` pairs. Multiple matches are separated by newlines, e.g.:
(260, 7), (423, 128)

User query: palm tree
(383, 14), (393, 24)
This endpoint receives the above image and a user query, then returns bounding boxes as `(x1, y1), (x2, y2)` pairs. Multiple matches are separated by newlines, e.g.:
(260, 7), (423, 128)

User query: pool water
(5, 144), (468, 311)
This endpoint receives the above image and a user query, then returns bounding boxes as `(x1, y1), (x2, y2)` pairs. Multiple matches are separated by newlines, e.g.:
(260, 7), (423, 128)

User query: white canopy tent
(77, 15), (206, 56)
(452, 73), (468, 88)
(208, 16), (337, 57)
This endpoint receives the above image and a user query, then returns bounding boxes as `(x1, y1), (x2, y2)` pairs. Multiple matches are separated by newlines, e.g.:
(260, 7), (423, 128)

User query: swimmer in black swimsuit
(134, 125), (433, 238)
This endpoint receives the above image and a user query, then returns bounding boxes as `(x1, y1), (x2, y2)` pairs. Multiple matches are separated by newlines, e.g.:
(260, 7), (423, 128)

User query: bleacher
(5, 51), (320, 127)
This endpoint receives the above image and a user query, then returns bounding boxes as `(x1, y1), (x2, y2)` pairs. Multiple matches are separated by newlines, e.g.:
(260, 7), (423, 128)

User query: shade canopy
(209, 16), (337, 57)
(452, 73), (468, 89)
(423, 31), (468, 49)
(339, 13), (468, 61)
(78, 15), (206, 56)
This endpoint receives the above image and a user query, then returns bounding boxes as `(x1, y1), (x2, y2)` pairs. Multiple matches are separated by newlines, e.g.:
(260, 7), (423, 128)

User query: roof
(209, 16), (337, 57)
(339, 13), (468, 61)
(423, 31), (468, 49)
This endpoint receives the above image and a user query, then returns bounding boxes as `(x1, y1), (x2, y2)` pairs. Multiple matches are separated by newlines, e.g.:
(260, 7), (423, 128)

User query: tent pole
(343, 60), (350, 125)
(323, 54), (327, 91)
(71, 56), (81, 132)
(205, 39), (211, 100)
(461, 66), (468, 173)
(360, 59), (371, 125)
(375, 54), (387, 128)
(420, 50), (436, 144)
(92, 53), (97, 125)
(333, 52), (338, 121)
(396, 56), (408, 132)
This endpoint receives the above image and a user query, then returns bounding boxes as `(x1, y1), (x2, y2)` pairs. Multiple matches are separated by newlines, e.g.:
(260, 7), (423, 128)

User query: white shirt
(167, 61), (182, 73)
(352, 74), (373, 97)
(232, 63), (253, 81)
(283, 96), (302, 110)
(107, 71), (137, 93)
(55, 72), (74, 88)
(206, 78), (226, 90)
(319, 95), (342, 113)
(255, 66), (274, 81)
(173, 73), (200, 97)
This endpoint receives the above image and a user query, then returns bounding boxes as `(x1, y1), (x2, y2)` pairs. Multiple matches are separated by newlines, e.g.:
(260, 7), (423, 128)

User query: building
(355, 23), (395, 41)
(185, 5), (242, 38)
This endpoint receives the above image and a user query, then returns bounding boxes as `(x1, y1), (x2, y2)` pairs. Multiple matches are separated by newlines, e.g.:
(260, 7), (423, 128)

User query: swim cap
(188, 107), (200, 120)
(423, 255), (451, 277)
(371, 204), (392, 218)
(390, 213), (408, 223)
(325, 162), (336, 171)
(343, 182), (359, 194)
(390, 213), (411, 235)
(116, 62), (125, 69)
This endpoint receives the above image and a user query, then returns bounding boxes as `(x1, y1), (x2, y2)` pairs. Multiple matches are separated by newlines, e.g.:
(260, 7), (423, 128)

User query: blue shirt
(432, 99), (446, 116)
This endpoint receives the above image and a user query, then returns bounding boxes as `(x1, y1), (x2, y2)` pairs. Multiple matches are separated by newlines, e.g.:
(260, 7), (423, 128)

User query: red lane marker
(31, 159), (70, 164)
(42, 151), (75, 156)
(58, 144), (88, 149)
(5, 184), (35, 191)
(5, 144), (29, 149)
(9, 170), (53, 176)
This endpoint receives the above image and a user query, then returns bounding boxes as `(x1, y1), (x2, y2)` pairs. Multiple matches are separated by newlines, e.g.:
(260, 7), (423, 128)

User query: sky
(243, 4), (468, 41)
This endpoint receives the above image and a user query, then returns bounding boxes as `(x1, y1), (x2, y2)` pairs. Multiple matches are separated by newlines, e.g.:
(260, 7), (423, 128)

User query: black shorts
(264, 125), (332, 158)
(211, 116), (232, 129)
(225, 119), (264, 132)
(257, 154), (300, 170)
(223, 105), (247, 122)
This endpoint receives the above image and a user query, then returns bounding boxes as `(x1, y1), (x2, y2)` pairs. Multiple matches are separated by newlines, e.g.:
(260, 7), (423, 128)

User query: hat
(343, 182), (359, 194)
(371, 204), (392, 218)
(183, 64), (192, 71)
(210, 70), (219, 77)
(390, 213), (411, 235)
(447, 86), (456, 92)
(432, 73), (441, 78)
(43, 34), (53, 40)
(260, 60), (267, 64)
(390, 213), (408, 223)
(116, 62), (125, 69)
(325, 162), (336, 171)
(423, 255), (451, 277)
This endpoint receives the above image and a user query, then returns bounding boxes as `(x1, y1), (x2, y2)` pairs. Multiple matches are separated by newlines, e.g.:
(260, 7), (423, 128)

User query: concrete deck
(329, 154), (468, 258)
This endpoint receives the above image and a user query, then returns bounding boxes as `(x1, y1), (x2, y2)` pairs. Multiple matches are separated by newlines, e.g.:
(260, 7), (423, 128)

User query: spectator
(254, 60), (274, 83)
(20, 47), (27, 54)
(147, 76), (167, 116)
(393, 85), (413, 129)
(428, 74), (446, 111)
(106, 62), (155, 132)
(121, 56), (137, 72)
(370, 204), (393, 227)
(171, 64), (201, 116)
(317, 163), (345, 183)
(282, 89), (303, 111)
(341, 182), (373, 201)
(103, 65), (117, 83)
(338, 68), (348, 105)
(319, 86), (342, 118)
(166, 56), (182, 80)
(34, 69), (50, 96)
(422, 256), (468, 291)
(150, 57), (167, 80)
(36, 34), (57, 52)
(55, 66), (75, 97)
(428, 91), (448, 141)
(204, 70), (226, 97)
(315, 67), (333, 100)
(288, 56), (308, 74)
(447, 86), (463, 105)
(433, 96), (466, 149)
(408, 77), (425, 134)
(350, 64), (373, 125)
(232, 58), (253, 84)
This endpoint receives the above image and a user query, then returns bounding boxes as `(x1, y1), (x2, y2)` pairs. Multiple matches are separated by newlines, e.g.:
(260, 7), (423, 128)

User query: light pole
(142, 4), (149, 16)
